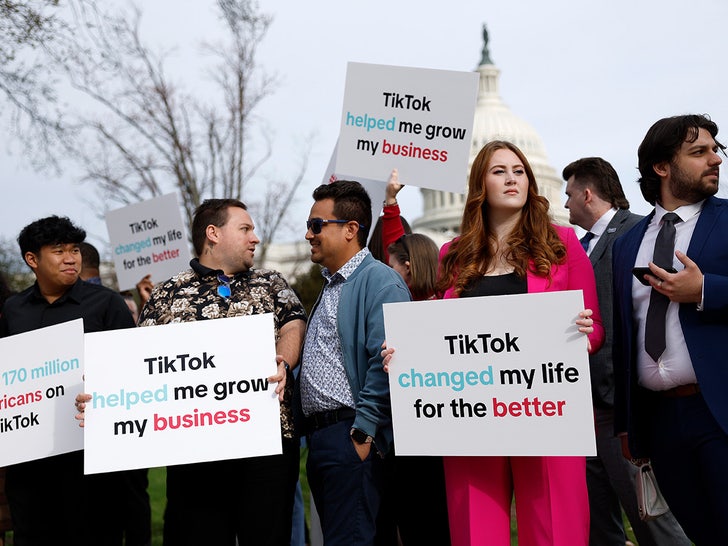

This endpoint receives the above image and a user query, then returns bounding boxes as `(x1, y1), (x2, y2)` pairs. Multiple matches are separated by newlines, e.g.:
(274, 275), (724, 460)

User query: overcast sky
(2, 0), (728, 251)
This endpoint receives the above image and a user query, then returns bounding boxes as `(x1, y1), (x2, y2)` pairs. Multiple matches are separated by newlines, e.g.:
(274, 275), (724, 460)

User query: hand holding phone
(632, 266), (678, 286)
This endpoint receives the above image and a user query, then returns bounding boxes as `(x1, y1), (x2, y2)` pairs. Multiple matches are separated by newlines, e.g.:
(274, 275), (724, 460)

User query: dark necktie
(644, 212), (682, 361)
(580, 231), (595, 253)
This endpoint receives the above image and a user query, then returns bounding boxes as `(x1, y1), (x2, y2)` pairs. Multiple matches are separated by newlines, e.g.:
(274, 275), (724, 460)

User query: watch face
(351, 429), (370, 444)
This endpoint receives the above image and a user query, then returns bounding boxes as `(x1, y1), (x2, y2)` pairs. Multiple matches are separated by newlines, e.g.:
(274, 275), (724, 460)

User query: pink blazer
(439, 225), (605, 355)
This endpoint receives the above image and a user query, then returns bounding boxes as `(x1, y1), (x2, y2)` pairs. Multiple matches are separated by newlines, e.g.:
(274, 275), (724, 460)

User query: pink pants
(444, 455), (589, 546)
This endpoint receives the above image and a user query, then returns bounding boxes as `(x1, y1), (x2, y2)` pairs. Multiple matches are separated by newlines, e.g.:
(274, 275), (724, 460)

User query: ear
(24, 251), (39, 270)
(344, 221), (359, 243)
(205, 224), (220, 245)
(653, 161), (669, 179)
(583, 188), (593, 205)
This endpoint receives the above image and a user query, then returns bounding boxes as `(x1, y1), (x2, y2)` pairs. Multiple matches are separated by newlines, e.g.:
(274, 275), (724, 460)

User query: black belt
(306, 408), (356, 432)
(660, 383), (700, 398)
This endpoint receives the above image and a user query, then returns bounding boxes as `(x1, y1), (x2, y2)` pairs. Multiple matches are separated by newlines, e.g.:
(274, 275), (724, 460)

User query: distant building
(413, 24), (567, 239)
(264, 25), (568, 281)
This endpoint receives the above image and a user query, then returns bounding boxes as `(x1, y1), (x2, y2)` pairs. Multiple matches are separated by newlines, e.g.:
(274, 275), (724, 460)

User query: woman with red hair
(437, 140), (604, 545)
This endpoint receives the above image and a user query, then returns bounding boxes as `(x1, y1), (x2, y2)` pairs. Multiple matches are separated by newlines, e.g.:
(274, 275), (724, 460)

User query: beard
(669, 161), (719, 203)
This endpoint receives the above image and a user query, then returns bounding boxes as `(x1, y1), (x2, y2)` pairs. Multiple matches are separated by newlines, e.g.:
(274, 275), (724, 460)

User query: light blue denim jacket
(307, 252), (410, 455)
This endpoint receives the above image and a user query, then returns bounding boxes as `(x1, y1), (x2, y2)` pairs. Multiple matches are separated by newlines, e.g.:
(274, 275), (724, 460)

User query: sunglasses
(217, 274), (232, 298)
(306, 218), (366, 235)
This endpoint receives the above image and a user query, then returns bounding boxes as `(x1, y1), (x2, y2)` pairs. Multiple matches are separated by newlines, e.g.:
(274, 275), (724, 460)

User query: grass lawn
(148, 467), (166, 546)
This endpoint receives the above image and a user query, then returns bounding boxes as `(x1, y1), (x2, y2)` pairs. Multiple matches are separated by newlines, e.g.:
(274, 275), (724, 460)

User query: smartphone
(632, 266), (678, 286)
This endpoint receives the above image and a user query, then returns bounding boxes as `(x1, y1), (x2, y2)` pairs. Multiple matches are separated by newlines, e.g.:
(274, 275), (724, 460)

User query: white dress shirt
(584, 208), (618, 256)
(632, 201), (704, 390)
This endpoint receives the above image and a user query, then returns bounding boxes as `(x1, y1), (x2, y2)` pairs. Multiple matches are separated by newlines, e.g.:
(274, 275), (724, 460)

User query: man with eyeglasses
(131, 198), (306, 545)
(299, 180), (410, 545)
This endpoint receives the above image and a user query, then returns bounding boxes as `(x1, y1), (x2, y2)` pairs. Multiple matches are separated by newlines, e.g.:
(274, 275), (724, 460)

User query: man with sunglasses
(299, 180), (410, 545)
(132, 199), (306, 545)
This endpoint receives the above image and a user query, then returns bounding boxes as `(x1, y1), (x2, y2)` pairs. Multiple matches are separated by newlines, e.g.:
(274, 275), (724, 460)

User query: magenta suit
(440, 225), (604, 546)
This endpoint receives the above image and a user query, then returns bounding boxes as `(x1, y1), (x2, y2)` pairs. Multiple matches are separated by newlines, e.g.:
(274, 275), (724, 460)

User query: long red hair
(436, 140), (566, 296)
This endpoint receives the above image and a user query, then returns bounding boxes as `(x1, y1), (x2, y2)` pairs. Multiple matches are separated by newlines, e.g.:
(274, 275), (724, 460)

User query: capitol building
(413, 26), (567, 236)
(264, 27), (568, 281)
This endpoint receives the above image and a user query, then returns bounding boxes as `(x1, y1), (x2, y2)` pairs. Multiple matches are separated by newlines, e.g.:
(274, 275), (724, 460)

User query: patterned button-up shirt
(300, 248), (369, 416)
(138, 259), (306, 439)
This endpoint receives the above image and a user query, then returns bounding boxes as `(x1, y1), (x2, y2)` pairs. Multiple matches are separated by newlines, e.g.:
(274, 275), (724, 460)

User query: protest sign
(83, 314), (281, 474)
(105, 193), (192, 291)
(0, 319), (84, 466)
(336, 62), (478, 194)
(383, 291), (596, 456)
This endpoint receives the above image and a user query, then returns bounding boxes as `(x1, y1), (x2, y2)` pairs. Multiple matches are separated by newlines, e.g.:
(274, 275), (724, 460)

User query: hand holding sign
(383, 292), (596, 457)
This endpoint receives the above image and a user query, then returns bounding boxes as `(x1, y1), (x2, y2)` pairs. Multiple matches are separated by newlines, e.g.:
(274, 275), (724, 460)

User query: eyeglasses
(217, 274), (232, 298)
(306, 218), (366, 235)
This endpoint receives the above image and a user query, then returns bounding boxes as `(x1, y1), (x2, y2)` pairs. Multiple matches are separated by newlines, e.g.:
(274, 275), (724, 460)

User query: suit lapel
(589, 210), (628, 265)
(622, 211), (654, 270)
(687, 197), (724, 258)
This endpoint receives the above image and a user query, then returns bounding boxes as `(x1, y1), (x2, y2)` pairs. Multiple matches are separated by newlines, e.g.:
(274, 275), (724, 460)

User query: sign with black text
(383, 292), (596, 456)
(336, 62), (478, 193)
(83, 314), (281, 474)
(0, 319), (84, 466)
(106, 193), (192, 291)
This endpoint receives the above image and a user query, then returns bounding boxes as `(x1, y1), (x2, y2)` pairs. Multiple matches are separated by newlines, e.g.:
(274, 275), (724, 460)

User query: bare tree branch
(1, 0), (308, 246)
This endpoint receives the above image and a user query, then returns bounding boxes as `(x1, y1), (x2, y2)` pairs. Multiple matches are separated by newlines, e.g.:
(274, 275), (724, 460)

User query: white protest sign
(336, 62), (478, 194)
(83, 314), (281, 474)
(383, 291), (596, 456)
(0, 319), (84, 466)
(105, 193), (192, 291)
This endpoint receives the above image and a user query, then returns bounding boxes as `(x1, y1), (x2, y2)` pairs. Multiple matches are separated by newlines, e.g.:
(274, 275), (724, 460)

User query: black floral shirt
(138, 259), (306, 439)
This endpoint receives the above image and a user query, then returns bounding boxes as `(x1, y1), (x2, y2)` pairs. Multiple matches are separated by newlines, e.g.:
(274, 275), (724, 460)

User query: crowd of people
(1, 112), (727, 545)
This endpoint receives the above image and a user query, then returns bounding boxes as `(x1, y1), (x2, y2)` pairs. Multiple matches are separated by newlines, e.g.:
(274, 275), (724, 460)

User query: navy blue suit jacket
(612, 196), (728, 457)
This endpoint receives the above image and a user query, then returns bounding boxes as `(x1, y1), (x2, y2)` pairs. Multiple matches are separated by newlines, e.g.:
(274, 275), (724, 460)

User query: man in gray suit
(564, 157), (689, 546)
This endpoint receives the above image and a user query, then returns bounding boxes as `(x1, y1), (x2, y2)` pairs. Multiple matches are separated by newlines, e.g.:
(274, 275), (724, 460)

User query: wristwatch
(350, 428), (373, 445)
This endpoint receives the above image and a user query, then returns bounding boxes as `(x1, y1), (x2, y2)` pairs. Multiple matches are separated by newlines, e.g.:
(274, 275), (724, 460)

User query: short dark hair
(638, 114), (726, 205)
(562, 157), (629, 209)
(18, 216), (86, 258)
(79, 241), (100, 269)
(312, 181), (372, 248)
(191, 199), (248, 257)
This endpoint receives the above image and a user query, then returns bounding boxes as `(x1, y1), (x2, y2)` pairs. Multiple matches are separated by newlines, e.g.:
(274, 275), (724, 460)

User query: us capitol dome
(413, 25), (568, 238)
(258, 25), (569, 282)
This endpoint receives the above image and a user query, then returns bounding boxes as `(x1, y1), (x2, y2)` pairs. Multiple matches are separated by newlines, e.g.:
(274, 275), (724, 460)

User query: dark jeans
(163, 437), (300, 546)
(6, 451), (151, 546)
(306, 418), (384, 546)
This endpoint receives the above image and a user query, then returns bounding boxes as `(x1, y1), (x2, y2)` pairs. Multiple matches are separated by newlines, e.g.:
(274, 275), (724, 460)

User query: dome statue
(414, 26), (567, 237)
